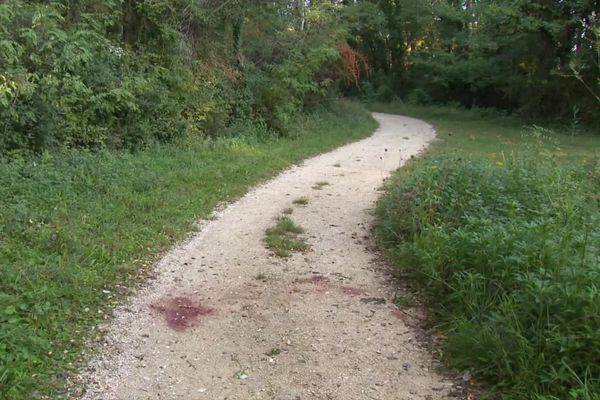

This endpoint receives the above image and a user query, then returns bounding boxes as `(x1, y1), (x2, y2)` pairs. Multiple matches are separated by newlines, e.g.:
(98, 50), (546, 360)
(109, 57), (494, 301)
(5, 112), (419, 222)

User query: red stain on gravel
(150, 296), (214, 331)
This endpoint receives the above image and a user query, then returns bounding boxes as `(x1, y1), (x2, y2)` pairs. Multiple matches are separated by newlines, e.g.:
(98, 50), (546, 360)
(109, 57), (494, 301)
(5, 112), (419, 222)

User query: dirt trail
(80, 113), (452, 400)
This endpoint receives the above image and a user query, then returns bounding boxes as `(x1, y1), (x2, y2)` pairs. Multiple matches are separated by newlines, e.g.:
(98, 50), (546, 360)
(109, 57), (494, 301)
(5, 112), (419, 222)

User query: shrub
(377, 154), (600, 399)
(0, 1), (347, 155)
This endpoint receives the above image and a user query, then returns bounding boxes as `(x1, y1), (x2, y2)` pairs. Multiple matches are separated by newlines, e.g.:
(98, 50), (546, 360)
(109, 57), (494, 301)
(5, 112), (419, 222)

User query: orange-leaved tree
(337, 42), (369, 87)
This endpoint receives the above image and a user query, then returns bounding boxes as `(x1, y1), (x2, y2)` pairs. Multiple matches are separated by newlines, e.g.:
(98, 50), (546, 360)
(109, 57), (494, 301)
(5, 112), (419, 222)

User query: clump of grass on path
(292, 196), (309, 205)
(264, 216), (309, 257)
(312, 181), (330, 190)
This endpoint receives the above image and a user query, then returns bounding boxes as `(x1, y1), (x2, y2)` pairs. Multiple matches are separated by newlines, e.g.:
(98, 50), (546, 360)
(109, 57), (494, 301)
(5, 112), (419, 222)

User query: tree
(341, 0), (600, 122)
(0, 0), (351, 153)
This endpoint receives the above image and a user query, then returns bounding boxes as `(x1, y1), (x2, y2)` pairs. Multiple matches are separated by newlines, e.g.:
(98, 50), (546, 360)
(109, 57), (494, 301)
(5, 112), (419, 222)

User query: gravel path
(79, 113), (452, 400)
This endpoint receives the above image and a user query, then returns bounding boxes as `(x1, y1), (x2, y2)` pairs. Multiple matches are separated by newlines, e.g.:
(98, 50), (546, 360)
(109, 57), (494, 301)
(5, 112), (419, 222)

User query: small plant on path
(255, 273), (268, 282)
(312, 181), (330, 190)
(265, 348), (281, 357)
(292, 196), (309, 205)
(265, 216), (309, 257)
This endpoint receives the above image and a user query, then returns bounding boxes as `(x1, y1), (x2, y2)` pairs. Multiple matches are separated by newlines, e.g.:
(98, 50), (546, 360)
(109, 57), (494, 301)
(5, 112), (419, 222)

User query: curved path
(80, 113), (452, 400)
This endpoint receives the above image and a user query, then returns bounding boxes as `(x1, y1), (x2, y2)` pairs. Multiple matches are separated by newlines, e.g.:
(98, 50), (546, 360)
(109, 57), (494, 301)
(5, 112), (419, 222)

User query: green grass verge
(0, 101), (377, 399)
(372, 102), (600, 400)
(368, 102), (600, 162)
(264, 216), (309, 257)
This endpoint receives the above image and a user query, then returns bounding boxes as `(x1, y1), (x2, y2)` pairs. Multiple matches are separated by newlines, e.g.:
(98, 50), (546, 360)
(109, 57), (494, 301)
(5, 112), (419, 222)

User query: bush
(376, 154), (600, 399)
(0, 2), (229, 153)
(0, 1), (346, 155)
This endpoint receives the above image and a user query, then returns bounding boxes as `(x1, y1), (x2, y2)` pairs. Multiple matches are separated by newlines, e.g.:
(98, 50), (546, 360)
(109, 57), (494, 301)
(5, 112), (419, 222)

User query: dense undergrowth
(375, 106), (600, 400)
(0, 101), (376, 399)
(0, 1), (349, 155)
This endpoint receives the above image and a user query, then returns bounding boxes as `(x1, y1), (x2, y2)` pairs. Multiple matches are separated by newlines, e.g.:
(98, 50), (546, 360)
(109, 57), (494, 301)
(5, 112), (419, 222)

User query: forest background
(1, 0), (598, 154)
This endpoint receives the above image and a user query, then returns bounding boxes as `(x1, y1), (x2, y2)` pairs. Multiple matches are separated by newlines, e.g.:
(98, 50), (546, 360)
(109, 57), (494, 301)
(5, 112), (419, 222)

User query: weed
(372, 103), (600, 400)
(234, 369), (249, 380)
(282, 208), (294, 215)
(265, 348), (281, 357)
(393, 293), (416, 308)
(255, 273), (268, 282)
(360, 297), (386, 305)
(377, 154), (600, 399)
(333, 163), (341, 167)
(292, 197), (309, 205)
(265, 216), (309, 257)
(312, 181), (330, 190)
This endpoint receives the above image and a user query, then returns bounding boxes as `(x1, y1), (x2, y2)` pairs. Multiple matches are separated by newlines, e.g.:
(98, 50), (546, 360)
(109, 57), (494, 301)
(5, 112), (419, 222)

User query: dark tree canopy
(0, 0), (347, 153)
(342, 0), (600, 122)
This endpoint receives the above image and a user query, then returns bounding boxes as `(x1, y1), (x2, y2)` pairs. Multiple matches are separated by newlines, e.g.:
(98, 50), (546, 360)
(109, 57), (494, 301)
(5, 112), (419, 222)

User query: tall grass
(377, 152), (600, 399)
(0, 101), (377, 399)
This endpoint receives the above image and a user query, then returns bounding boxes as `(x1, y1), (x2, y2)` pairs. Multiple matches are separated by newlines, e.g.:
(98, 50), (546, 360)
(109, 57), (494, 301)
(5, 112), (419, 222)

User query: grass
(368, 102), (600, 163)
(265, 348), (281, 357)
(0, 101), (377, 399)
(393, 293), (416, 308)
(311, 181), (330, 190)
(264, 216), (309, 257)
(292, 197), (309, 205)
(254, 273), (268, 282)
(372, 102), (600, 400)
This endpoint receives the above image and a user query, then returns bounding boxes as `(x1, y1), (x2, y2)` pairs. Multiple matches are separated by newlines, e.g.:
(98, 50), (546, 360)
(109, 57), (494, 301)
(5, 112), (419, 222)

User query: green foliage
(343, 0), (600, 124)
(265, 216), (309, 258)
(0, 101), (376, 398)
(0, 0), (349, 154)
(0, 0), (228, 153)
(377, 152), (600, 399)
(238, 1), (344, 132)
(292, 196), (310, 205)
(367, 101), (600, 164)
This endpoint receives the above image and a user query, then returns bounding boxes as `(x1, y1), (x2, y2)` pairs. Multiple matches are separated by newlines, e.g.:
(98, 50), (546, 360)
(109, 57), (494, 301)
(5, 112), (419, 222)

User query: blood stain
(150, 296), (214, 331)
